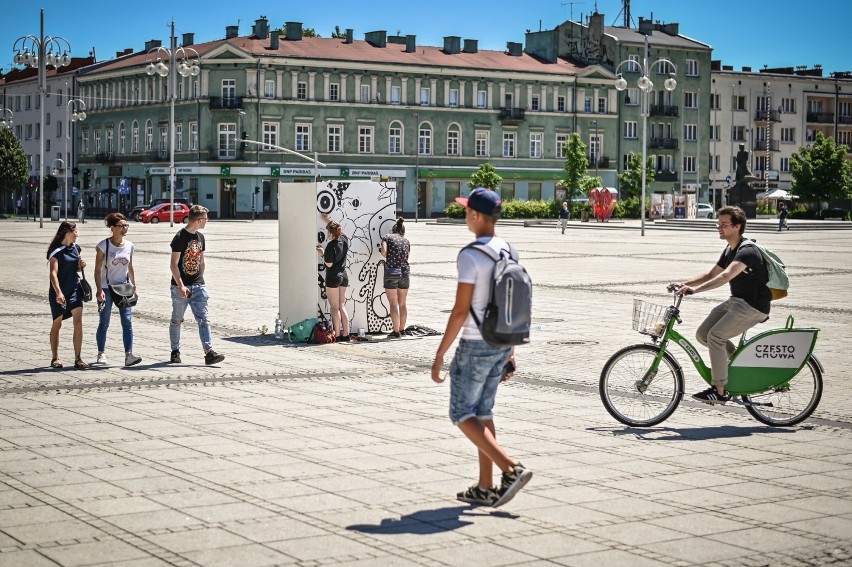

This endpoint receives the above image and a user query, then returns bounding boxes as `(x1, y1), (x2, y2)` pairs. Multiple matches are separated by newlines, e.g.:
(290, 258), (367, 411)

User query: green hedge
(444, 198), (647, 219)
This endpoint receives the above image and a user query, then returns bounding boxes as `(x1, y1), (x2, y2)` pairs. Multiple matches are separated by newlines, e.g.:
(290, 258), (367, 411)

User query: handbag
(307, 304), (336, 344)
(105, 240), (138, 308)
(79, 268), (93, 302)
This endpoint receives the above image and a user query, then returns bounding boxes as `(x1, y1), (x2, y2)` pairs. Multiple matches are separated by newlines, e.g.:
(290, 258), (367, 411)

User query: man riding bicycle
(674, 206), (770, 404)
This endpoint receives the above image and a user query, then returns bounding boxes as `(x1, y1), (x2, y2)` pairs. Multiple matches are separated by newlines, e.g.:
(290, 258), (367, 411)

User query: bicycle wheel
(600, 344), (684, 427)
(744, 356), (823, 426)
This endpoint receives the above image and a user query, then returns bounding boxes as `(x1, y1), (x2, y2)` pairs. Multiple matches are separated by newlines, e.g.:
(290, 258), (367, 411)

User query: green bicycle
(600, 285), (823, 427)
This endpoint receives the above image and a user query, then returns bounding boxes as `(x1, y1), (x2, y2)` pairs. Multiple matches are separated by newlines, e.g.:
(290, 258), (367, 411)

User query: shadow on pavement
(590, 424), (806, 440)
(347, 505), (518, 535)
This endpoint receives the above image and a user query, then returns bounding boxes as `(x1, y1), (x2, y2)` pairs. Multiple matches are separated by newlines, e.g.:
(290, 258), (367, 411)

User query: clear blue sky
(3, 0), (850, 75)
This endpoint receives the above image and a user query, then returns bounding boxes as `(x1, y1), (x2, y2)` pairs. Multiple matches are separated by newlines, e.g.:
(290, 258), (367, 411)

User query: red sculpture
(588, 188), (616, 221)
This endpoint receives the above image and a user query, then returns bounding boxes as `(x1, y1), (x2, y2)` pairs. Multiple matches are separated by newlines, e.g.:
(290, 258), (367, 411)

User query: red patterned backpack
(308, 305), (336, 344)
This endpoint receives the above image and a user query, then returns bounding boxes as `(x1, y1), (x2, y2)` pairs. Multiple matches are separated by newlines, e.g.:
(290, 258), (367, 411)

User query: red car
(140, 203), (190, 224)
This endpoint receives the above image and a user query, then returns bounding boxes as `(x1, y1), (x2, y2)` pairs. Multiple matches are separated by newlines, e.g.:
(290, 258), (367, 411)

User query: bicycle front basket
(632, 299), (669, 338)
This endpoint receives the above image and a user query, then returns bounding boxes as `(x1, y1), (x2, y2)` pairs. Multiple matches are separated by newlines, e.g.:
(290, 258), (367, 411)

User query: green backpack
(739, 239), (789, 300)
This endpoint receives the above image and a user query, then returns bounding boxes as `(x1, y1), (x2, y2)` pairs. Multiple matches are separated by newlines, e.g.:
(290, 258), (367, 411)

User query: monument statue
(728, 143), (758, 218)
(735, 143), (757, 184)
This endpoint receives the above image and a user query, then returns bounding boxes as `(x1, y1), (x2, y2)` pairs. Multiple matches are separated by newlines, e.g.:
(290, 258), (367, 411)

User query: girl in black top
(380, 218), (411, 338)
(47, 221), (89, 369)
(316, 219), (351, 340)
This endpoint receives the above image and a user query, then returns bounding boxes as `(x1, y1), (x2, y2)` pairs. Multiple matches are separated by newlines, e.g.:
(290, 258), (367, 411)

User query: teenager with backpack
(431, 187), (532, 508)
(673, 206), (770, 404)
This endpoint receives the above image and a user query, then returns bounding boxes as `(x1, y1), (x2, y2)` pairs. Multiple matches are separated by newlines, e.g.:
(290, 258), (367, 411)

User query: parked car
(130, 198), (190, 222)
(140, 203), (190, 224)
(697, 203), (715, 219)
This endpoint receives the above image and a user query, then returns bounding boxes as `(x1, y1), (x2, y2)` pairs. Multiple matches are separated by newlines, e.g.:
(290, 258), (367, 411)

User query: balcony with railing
(655, 170), (678, 181)
(209, 96), (244, 110)
(753, 139), (780, 151)
(94, 152), (115, 163)
(499, 107), (525, 124)
(649, 137), (679, 150)
(839, 115), (852, 125)
(589, 156), (610, 169)
(650, 105), (679, 117)
(207, 147), (245, 161)
(754, 109), (781, 122)
(807, 112), (835, 123)
(151, 150), (169, 162)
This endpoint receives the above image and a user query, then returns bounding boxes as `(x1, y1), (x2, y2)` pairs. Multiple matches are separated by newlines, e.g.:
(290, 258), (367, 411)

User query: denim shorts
(449, 339), (512, 425)
(384, 273), (410, 289)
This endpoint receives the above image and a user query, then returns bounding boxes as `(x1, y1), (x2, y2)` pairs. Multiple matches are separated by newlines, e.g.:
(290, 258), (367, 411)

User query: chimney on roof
(144, 39), (162, 52)
(115, 48), (133, 58)
(588, 12), (604, 42)
(225, 25), (239, 39)
(742, 66), (752, 72)
(345, 29), (353, 44)
(661, 22), (679, 36)
(506, 41), (523, 56)
(254, 16), (269, 39)
(182, 33), (194, 47)
(270, 30), (279, 50)
(443, 36), (461, 54)
(365, 30), (387, 47)
(463, 39), (478, 53)
(722, 65), (733, 71)
(638, 17), (653, 34)
(405, 34), (416, 53)
(285, 22), (303, 40)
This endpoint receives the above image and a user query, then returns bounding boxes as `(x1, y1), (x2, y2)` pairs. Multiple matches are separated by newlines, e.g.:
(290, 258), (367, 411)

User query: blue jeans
(96, 292), (133, 353)
(170, 284), (212, 352)
(449, 339), (512, 425)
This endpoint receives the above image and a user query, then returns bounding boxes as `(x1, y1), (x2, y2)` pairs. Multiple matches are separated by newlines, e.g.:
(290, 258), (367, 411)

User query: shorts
(384, 272), (410, 289)
(448, 339), (512, 425)
(325, 272), (349, 289)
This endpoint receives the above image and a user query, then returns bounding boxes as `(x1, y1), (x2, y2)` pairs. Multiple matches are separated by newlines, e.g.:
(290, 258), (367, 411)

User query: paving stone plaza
(0, 217), (851, 567)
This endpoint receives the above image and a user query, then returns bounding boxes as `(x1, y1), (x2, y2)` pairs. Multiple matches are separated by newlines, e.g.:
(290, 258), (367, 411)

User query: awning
(757, 188), (793, 200)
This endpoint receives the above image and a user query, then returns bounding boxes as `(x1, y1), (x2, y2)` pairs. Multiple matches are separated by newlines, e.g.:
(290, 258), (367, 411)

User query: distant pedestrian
(431, 187), (532, 508)
(15, 199), (22, 215)
(94, 213), (141, 367)
(77, 200), (86, 223)
(317, 216), (351, 341)
(47, 221), (88, 369)
(168, 205), (225, 365)
(380, 218), (410, 338)
(778, 202), (789, 231)
(559, 201), (570, 234)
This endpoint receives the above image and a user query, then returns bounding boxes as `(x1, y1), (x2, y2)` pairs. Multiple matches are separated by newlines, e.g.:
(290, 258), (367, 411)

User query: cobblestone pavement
(0, 218), (850, 567)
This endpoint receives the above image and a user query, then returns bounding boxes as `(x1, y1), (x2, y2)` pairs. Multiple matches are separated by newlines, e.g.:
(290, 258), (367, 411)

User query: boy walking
(431, 187), (532, 507)
(168, 205), (225, 365)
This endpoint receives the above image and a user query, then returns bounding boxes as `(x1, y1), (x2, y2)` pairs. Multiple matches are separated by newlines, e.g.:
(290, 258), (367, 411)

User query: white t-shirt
(96, 239), (134, 289)
(457, 235), (512, 340)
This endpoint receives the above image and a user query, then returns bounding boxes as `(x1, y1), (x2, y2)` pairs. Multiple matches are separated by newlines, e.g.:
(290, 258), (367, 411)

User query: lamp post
(414, 112), (419, 223)
(144, 20), (199, 227)
(65, 98), (86, 220)
(11, 9), (71, 228)
(0, 108), (12, 128)
(590, 119), (599, 180)
(614, 35), (677, 236)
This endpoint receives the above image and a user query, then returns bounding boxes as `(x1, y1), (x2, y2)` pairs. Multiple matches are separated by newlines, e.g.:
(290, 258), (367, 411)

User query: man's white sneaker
(95, 353), (108, 365)
(124, 353), (142, 367)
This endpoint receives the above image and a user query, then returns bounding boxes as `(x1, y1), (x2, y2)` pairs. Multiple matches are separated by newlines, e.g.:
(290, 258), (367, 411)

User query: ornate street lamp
(144, 20), (200, 226)
(614, 35), (678, 236)
(64, 99), (86, 220)
(0, 108), (12, 129)
(11, 9), (71, 228)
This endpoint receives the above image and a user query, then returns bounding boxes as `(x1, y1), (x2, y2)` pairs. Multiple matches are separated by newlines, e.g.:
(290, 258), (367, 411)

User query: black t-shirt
(324, 235), (349, 278)
(382, 233), (410, 275)
(717, 239), (771, 314)
(170, 229), (205, 286)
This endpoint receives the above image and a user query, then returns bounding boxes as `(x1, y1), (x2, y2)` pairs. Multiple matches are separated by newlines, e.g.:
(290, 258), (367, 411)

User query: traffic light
(83, 170), (91, 189)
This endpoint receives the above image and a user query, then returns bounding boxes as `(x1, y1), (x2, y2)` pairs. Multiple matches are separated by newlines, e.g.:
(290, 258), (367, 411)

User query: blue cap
(455, 187), (502, 216)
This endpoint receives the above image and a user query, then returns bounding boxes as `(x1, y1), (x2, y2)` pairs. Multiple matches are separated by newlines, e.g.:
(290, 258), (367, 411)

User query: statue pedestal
(726, 182), (758, 218)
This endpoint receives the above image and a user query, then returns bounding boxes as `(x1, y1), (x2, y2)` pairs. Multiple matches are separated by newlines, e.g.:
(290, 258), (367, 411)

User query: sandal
(50, 359), (63, 369)
(74, 359), (89, 370)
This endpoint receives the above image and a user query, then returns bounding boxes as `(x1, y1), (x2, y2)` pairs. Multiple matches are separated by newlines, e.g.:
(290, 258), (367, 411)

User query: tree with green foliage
(0, 127), (28, 211)
(790, 131), (852, 204)
(468, 163), (502, 191)
(330, 26), (346, 39)
(302, 27), (319, 38)
(617, 152), (656, 199)
(558, 133), (588, 208)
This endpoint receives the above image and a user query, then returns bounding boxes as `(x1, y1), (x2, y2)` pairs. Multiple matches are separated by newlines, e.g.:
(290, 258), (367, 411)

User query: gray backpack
(464, 242), (532, 348)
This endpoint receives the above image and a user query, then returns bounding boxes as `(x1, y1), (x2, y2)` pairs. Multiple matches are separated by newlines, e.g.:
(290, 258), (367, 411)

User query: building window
(177, 82), (184, 100)
(781, 127), (795, 143)
(685, 59), (698, 76)
(781, 97), (796, 113)
(420, 87), (430, 106)
(477, 90), (487, 108)
(475, 131), (489, 157)
(295, 123), (311, 151)
(390, 85), (401, 105)
(683, 155), (696, 173)
(710, 124), (720, 140)
(502, 132), (516, 157)
(447, 126), (460, 156)
(106, 129), (113, 154)
(528, 182), (542, 201)
(132, 122), (139, 153)
(684, 92), (697, 109)
(624, 121), (637, 139)
(838, 102), (852, 118)
(360, 84), (370, 103)
(219, 123), (237, 158)
(222, 79), (236, 102)
(710, 93), (721, 110)
(597, 97), (607, 113)
(329, 83), (340, 102)
(264, 122), (279, 148)
(82, 130), (89, 154)
(501, 182), (515, 201)
(731, 125), (745, 141)
(684, 124), (697, 141)
(327, 125), (342, 152)
(418, 124), (432, 155)
(626, 54), (640, 72)
(557, 95), (566, 112)
(56, 88), (62, 106)
(359, 126), (373, 153)
(445, 181), (461, 205)
(656, 60), (673, 74)
(297, 81), (307, 100)
(175, 123), (182, 151)
(56, 121), (62, 138)
(388, 123), (402, 154)
(531, 95), (540, 111)
(145, 121), (153, 152)
(529, 132), (542, 158)
(189, 122), (198, 151)
(556, 134), (569, 158)
(732, 95), (746, 111)
(119, 123), (126, 154)
(584, 97), (592, 113)
(264, 80), (275, 98)
(623, 88), (638, 106)
(449, 88), (459, 108)
(780, 157), (790, 172)
(192, 80), (200, 98)
(158, 125), (167, 152)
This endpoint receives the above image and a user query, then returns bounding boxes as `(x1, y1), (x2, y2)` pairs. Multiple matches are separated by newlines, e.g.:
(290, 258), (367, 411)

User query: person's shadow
(347, 505), (518, 535)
